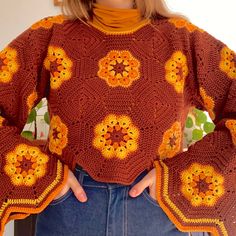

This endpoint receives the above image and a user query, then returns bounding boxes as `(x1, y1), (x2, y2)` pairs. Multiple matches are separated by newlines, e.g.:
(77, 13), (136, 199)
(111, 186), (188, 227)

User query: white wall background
(0, 1), (236, 236)
(166, 0), (236, 51)
(0, 0), (60, 48)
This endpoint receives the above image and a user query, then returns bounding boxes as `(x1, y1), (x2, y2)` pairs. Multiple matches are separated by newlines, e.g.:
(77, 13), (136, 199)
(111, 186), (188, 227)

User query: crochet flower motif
(219, 46), (236, 80)
(44, 46), (73, 89)
(4, 144), (49, 186)
(168, 18), (204, 33)
(199, 87), (215, 121)
(165, 51), (188, 93)
(225, 119), (236, 145)
(27, 91), (38, 115)
(97, 50), (140, 88)
(93, 114), (140, 159)
(181, 163), (225, 207)
(0, 116), (5, 127)
(0, 47), (19, 83)
(31, 15), (65, 30)
(49, 115), (68, 155)
(158, 121), (182, 159)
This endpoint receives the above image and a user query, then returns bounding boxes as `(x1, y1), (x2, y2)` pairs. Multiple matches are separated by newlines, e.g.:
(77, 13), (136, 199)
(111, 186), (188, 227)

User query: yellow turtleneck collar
(87, 3), (151, 34)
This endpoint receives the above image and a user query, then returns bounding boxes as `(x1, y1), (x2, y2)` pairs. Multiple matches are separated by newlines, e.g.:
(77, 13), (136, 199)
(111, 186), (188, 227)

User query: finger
(68, 171), (87, 202)
(149, 183), (157, 200)
(146, 168), (157, 199)
(54, 183), (70, 200)
(129, 172), (152, 197)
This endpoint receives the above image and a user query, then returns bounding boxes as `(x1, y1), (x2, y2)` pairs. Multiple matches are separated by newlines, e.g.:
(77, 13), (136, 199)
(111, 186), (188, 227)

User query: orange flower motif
(181, 163), (224, 207)
(0, 47), (19, 83)
(165, 51), (188, 93)
(219, 46), (236, 80)
(31, 15), (65, 30)
(44, 46), (73, 89)
(168, 18), (204, 33)
(158, 121), (182, 159)
(225, 119), (236, 145)
(4, 144), (49, 186)
(93, 114), (140, 160)
(49, 115), (68, 155)
(0, 116), (5, 127)
(98, 50), (140, 88)
(199, 87), (215, 120)
(27, 91), (38, 114)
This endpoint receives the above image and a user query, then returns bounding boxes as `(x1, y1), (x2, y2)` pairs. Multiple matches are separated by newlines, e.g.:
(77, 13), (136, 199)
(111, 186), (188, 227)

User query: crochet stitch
(0, 14), (235, 236)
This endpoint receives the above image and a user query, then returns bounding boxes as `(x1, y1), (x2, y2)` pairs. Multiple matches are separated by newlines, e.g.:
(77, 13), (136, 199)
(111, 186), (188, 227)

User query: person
(0, 0), (235, 235)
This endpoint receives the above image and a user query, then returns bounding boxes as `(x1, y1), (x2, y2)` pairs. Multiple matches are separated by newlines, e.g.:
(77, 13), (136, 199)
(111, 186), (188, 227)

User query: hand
(129, 167), (157, 200)
(53, 168), (87, 202)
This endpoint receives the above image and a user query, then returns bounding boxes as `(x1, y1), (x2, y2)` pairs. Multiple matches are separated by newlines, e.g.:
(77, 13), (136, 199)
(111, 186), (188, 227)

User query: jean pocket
(49, 187), (73, 206)
(142, 187), (160, 207)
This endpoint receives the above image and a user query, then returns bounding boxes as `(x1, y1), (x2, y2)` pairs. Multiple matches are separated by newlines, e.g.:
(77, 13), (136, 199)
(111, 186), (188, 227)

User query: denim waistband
(73, 163), (149, 189)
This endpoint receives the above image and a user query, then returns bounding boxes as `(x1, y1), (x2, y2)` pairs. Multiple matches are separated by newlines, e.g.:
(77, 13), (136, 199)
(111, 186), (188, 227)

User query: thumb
(68, 171), (87, 202)
(129, 173), (152, 197)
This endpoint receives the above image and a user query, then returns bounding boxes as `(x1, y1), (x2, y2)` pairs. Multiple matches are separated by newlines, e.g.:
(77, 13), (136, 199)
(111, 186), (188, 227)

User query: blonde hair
(61, 0), (188, 21)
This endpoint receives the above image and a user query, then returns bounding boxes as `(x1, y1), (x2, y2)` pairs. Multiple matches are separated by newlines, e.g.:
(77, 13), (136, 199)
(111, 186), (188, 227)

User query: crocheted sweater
(0, 14), (235, 236)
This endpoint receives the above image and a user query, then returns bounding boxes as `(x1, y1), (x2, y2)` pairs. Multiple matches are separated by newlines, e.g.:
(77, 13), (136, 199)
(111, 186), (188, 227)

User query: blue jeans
(35, 164), (209, 236)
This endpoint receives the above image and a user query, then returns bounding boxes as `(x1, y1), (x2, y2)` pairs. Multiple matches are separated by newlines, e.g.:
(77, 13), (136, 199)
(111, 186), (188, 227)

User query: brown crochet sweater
(0, 14), (235, 236)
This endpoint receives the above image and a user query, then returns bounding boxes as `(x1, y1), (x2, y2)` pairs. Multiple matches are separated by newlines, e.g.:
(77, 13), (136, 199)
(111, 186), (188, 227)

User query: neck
(95, 0), (134, 9)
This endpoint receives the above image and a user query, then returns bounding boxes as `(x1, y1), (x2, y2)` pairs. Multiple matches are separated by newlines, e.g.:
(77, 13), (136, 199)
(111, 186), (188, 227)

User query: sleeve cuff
(0, 161), (69, 236)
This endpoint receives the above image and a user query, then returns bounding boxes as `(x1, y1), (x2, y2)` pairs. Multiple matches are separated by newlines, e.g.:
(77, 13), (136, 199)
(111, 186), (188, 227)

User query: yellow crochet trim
(0, 161), (69, 236)
(154, 160), (228, 236)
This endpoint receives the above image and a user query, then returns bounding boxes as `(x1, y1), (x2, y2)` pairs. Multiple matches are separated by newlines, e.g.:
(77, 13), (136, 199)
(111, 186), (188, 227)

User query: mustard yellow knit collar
(87, 3), (150, 34)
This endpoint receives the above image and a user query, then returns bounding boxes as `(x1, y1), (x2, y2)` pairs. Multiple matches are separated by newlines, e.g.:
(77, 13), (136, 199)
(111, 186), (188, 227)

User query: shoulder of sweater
(151, 16), (198, 34)
(28, 14), (73, 33)
(150, 16), (213, 46)
(149, 16), (189, 44)
(6, 14), (77, 54)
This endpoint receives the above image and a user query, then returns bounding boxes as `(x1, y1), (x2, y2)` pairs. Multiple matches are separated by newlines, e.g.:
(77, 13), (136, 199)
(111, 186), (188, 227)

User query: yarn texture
(0, 14), (235, 236)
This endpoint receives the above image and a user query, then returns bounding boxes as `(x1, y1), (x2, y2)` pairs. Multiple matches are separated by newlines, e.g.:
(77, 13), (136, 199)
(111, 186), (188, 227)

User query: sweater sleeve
(153, 23), (236, 236)
(0, 16), (69, 236)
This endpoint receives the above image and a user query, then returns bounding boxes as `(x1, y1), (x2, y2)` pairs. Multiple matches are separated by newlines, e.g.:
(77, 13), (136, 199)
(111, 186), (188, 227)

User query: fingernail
(79, 193), (87, 202)
(130, 189), (137, 197)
